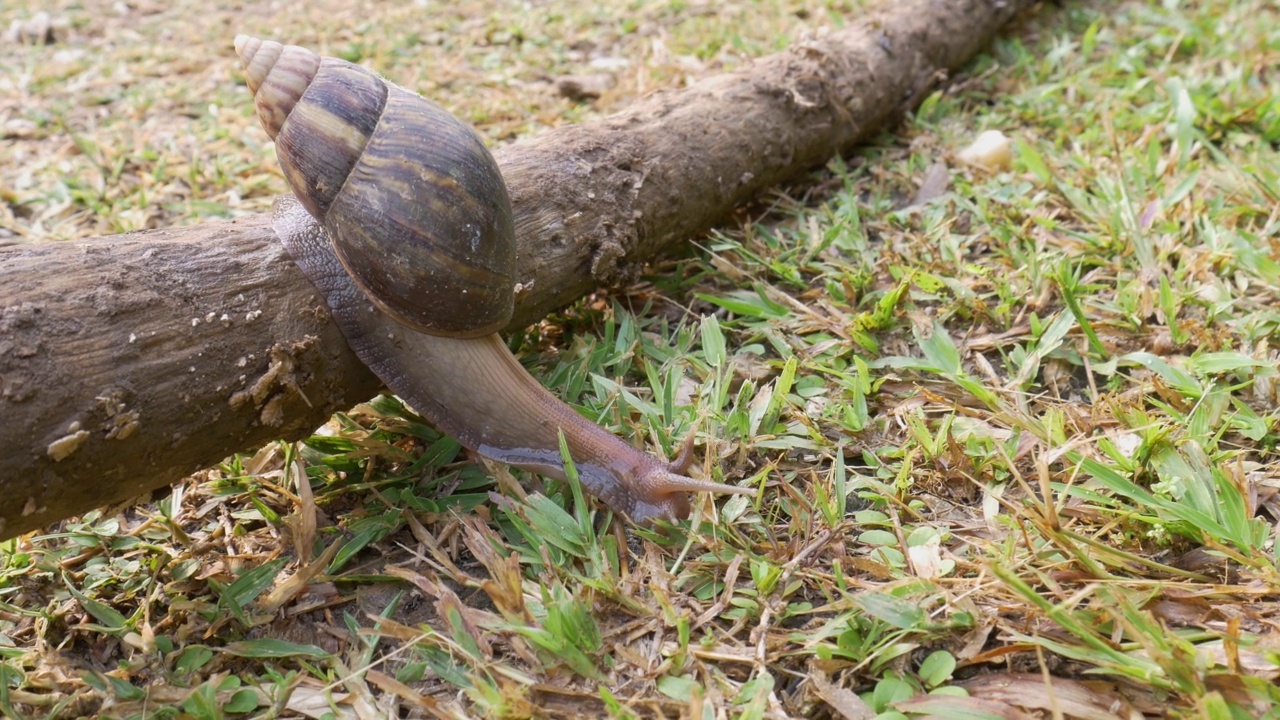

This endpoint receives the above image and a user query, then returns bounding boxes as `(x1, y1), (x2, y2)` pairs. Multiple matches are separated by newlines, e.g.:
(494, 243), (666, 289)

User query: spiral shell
(235, 35), (515, 338)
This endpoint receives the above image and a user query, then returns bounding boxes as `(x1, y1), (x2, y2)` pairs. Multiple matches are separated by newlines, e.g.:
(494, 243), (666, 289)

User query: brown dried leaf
(366, 669), (440, 712)
(909, 161), (951, 207)
(1194, 639), (1280, 681)
(461, 517), (529, 621)
(895, 694), (1032, 719)
(290, 454), (317, 563)
(810, 669), (875, 720)
(960, 673), (1128, 720)
(279, 680), (358, 719)
(257, 535), (345, 616)
(1148, 596), (1211, 627)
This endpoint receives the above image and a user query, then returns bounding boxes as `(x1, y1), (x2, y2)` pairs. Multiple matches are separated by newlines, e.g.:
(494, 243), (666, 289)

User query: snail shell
(235, 35), (515, 338)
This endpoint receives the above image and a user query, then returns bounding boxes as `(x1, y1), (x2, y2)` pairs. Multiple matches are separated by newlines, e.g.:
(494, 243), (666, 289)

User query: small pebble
(957, 130), (1014, 171)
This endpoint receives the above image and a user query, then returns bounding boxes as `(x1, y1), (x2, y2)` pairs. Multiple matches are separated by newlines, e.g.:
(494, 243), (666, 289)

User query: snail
(234, 36), (751, 524)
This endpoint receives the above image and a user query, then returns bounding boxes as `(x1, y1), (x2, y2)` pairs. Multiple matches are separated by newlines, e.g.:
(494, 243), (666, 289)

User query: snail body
(237, 37), (750, 523)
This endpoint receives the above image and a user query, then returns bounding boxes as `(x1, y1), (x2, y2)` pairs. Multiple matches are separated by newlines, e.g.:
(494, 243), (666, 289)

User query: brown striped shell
(235, 35), (515, 338)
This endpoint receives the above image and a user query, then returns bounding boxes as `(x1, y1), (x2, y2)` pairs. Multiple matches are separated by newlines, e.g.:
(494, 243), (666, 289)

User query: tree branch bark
(0, 0), (1037, 539)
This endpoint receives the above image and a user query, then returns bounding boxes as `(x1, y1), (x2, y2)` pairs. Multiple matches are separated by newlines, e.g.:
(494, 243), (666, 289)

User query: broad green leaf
(1119, 352), (1201, 397)
(175, 646), (215, 674)
(855, 593), (927, 630)
(700, 314), (726, 367)
(1185, 352), (1267, 375)
(64, 582), (129, 632)
(918, 650), (957, 688)
(657, 675), (700, 702)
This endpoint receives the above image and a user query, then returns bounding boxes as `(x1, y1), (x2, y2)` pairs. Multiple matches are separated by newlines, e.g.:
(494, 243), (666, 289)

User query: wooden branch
(0, 0), (1037, 539)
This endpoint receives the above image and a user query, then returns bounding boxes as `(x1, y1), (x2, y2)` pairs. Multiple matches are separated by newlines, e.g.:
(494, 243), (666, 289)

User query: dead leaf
(909, 161), (951, 206)
(810, 670), (875, 720)
(960, 673), (1129, 720)
(896, 693), (1032, 719)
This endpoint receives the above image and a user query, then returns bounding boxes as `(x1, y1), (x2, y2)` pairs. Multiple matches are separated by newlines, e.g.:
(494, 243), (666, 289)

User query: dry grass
(2, 0), (1279, 718)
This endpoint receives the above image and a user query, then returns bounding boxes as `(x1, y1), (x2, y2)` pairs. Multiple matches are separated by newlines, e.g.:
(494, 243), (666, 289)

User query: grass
(2, 0), (1280, 718)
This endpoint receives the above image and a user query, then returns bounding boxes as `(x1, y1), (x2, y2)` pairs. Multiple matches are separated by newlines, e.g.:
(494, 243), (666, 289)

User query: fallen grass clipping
(2, 0), (1280, 718)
